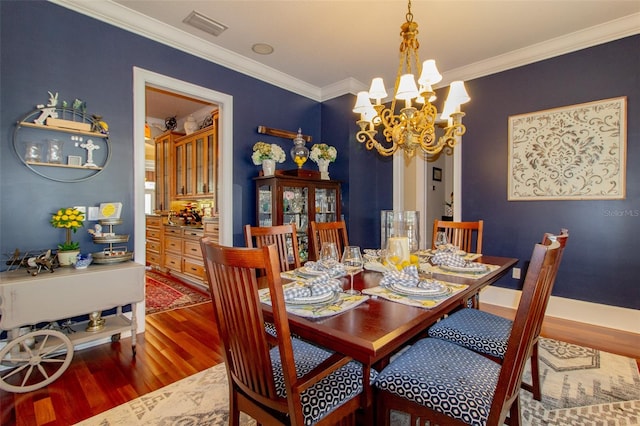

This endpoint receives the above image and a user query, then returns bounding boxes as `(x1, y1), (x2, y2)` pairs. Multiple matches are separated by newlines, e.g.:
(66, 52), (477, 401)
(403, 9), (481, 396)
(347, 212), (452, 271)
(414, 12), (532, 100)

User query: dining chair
(432, 219), (484, 253)
(427, 229), (568, 402)
(374, 236), (564, 426)
(244, 223), (301, 272)
(200, 238), (370, 425)
(309, 220), (349, 261)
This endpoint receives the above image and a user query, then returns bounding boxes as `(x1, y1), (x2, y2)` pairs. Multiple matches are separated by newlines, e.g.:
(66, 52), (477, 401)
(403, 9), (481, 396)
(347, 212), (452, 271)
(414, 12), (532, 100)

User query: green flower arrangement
(251, 142), (286, 165)
(51, 207), (84, 251)
(309, 143), (337, 163)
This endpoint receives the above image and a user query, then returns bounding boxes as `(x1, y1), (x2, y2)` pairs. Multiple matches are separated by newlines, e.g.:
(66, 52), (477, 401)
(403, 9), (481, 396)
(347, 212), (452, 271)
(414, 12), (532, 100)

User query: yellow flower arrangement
(309, 143), (337, 163)
(51, 207), (85, 251)
(251, 141), (286, 165)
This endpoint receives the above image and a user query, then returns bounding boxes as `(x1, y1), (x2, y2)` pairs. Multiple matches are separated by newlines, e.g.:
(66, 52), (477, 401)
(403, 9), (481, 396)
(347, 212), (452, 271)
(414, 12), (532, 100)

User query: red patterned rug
(145, 270), (211, 315)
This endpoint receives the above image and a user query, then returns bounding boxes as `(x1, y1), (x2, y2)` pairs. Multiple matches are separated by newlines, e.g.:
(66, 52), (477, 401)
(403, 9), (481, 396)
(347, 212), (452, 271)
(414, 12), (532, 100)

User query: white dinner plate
(389, 282), (451, 298)
(296, 266), (326, 277)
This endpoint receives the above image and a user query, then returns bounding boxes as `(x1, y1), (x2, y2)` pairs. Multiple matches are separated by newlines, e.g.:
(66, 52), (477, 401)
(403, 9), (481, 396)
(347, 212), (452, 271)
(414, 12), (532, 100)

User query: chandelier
(353, 0), (470, 157)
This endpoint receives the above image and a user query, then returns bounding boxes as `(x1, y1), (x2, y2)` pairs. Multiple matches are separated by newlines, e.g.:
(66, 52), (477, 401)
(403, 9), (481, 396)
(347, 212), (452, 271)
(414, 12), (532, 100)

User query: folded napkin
(306, 275), (343, 295)
(282, 276), (342, 301)
(304, 260), (346, 276)
(283, 286), (313, 301)
(380, 265), (421, 287)
(431, 251), (468, 268)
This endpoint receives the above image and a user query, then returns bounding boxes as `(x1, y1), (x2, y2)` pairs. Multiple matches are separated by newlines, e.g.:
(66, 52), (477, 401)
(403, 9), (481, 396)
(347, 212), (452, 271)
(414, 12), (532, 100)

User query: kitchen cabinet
(203, 217), (219, 243)
(163, 225), (182, 273)
(254, 174), (341, 262)
(145, 215), (163, 269)
(173, 115), (218, 200)
(181, 227), (205, 280)
(154, 131), (184, 211)
(162, 225), (206, 282)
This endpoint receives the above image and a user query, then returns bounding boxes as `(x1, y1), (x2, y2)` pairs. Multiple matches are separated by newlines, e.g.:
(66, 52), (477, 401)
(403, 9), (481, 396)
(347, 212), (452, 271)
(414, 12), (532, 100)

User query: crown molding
(49, 1), (639, 102)
(49, 0), (322, 101)
(440, 13), (640, 86)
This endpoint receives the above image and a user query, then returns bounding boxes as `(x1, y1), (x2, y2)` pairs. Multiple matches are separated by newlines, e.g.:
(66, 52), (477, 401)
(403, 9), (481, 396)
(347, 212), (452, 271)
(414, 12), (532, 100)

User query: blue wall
(0, 1), (319, 255)
(461, 36), (639, 309)
(1, 2), (637, 311)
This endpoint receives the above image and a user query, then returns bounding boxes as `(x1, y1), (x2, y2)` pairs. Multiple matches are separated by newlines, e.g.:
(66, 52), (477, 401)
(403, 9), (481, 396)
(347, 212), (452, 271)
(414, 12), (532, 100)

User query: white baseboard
(480, 286), (640, 334)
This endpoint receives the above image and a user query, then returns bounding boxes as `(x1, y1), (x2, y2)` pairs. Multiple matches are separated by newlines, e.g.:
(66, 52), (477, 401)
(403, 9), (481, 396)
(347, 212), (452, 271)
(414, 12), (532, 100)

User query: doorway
(133, 67), (234, 332)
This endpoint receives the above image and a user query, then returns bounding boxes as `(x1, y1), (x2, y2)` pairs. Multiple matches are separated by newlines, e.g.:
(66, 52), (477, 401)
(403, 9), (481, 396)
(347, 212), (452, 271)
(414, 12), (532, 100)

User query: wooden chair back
(487, 237), (564, 424)
(309, 220), (349, 261)
(244, 223), (301, 271)
(200, 238), (362, 425)
(432, 219), (484, 253)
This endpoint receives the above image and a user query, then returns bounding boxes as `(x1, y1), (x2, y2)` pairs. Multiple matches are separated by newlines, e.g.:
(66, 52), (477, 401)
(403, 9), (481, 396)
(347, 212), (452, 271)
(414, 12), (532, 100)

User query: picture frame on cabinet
(432, 167), (442, 182)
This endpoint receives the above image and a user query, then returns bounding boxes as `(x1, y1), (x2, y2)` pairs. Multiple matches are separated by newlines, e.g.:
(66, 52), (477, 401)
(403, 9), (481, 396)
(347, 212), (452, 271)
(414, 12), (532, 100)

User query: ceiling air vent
(183, 11), (228, 37)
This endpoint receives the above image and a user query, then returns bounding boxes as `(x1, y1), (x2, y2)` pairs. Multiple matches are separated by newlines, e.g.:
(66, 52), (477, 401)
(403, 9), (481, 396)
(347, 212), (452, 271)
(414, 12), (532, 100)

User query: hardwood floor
(0, 303), (223, 426)
(2, 301), (638, 426)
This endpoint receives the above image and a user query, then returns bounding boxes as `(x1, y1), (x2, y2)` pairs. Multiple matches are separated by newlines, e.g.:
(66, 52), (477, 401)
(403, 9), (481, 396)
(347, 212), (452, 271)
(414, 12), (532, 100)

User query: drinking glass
(385, 237), (409, 271)
(319, 242), (339, 269)
(341, 246), (363, 295)
(435, 231), (448, 250)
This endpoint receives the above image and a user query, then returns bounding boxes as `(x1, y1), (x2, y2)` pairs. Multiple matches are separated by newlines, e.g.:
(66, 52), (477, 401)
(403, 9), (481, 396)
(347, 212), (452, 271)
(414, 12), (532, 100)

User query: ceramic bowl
(74, 253), (93, 269)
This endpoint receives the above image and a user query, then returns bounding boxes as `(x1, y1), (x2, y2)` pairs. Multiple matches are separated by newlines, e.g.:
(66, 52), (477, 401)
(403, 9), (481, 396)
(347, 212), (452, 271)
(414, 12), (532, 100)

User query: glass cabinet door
(175, 144), (184, 196)
(195, 136), (204, 195)
(206, 132), (215, 195)
(314, 188), (337, 222)
(283, 186), (309, 262)
(185, 140), (193, 196)
(258, 184), (273, 226)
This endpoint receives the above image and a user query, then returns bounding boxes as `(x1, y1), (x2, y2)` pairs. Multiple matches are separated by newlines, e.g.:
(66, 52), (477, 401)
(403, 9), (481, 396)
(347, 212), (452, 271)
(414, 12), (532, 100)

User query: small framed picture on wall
(433, 167), (442, 182)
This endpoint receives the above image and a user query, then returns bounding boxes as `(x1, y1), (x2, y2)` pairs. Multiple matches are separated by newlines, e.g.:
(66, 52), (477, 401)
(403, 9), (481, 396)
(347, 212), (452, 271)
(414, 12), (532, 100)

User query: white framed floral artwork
(508, 97), (626, 200)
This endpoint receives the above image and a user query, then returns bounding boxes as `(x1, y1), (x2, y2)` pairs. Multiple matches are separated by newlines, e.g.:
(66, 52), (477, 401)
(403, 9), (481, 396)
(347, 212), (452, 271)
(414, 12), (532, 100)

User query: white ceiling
(56, 0), (639, 103)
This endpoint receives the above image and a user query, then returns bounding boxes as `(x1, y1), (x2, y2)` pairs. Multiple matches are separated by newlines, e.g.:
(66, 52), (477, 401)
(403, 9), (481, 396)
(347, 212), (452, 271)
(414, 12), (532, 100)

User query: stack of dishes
(439, 263), (487, 273)
(296, 266), (344, 279)
(286, 290), (340, 306)
(388, 280), (451, 299)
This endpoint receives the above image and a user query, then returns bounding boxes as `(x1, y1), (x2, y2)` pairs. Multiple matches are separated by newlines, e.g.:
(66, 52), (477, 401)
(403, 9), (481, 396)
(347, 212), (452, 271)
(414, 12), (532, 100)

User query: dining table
(261, 254), (518, 422)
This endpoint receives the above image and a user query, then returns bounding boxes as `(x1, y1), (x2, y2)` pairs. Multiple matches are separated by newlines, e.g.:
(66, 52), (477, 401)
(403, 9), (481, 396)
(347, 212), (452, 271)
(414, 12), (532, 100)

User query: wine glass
(341, 246), (363, 295)
(319, 242), (339, 269)
(435, 231), (448, 250)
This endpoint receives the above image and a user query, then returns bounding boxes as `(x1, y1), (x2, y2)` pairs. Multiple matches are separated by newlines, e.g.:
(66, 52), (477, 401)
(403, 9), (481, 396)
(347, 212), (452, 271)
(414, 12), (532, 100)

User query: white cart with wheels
(0, 262), (144, 393)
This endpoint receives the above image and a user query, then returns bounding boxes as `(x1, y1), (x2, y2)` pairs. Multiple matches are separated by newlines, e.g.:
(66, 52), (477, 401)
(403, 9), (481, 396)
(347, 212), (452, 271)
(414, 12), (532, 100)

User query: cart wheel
(111, 333), (121, 342)
(0, 329), (74, 393)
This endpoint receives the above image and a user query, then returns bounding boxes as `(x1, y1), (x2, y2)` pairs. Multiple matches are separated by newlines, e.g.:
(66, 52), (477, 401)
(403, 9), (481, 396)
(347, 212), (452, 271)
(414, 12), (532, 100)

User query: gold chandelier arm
(355, 128), (398, 156)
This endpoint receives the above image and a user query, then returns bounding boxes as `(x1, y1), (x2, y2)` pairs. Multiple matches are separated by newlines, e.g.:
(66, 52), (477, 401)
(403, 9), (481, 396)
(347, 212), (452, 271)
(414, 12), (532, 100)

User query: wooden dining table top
(263, 255), (518, 368)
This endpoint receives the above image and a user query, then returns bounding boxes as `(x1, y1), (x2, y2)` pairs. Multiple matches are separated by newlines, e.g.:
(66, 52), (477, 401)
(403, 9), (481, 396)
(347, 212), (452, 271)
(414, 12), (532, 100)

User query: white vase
(317, 159), (330, 180)
(184, 114), (198, 135)
(262, 159), (276, 176)
(57, 250), (80, 266)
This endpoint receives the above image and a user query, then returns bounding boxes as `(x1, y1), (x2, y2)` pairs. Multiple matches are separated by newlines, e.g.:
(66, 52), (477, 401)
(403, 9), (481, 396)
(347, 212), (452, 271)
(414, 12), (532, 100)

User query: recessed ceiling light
(252, 43), (274, 55)
(183, 10), (228, 37)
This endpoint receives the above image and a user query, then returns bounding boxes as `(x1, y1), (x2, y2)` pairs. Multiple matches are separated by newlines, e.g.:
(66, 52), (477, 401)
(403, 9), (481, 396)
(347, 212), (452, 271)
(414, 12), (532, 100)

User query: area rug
(145, 270), (210, 315)
(76, 338), (640, 425)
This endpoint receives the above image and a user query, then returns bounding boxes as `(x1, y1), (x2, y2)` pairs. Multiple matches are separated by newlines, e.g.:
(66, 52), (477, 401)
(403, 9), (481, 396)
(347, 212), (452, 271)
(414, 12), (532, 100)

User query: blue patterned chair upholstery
(271, 338), (376, 425)
(374, 237), (565, 426)
(375, 338), (500, 426)
(427, 230), (568, 402)
(428, 308), (512, 359)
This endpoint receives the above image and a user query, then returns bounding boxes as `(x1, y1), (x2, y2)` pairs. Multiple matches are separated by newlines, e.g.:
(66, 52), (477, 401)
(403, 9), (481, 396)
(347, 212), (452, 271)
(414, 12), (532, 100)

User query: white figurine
(34, 91), (59, 125)
(80, 139), (100, 167)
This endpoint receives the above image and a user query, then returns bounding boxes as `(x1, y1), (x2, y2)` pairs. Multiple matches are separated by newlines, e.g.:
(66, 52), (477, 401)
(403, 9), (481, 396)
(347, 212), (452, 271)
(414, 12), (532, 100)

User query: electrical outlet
(512, 267), (521, 279)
